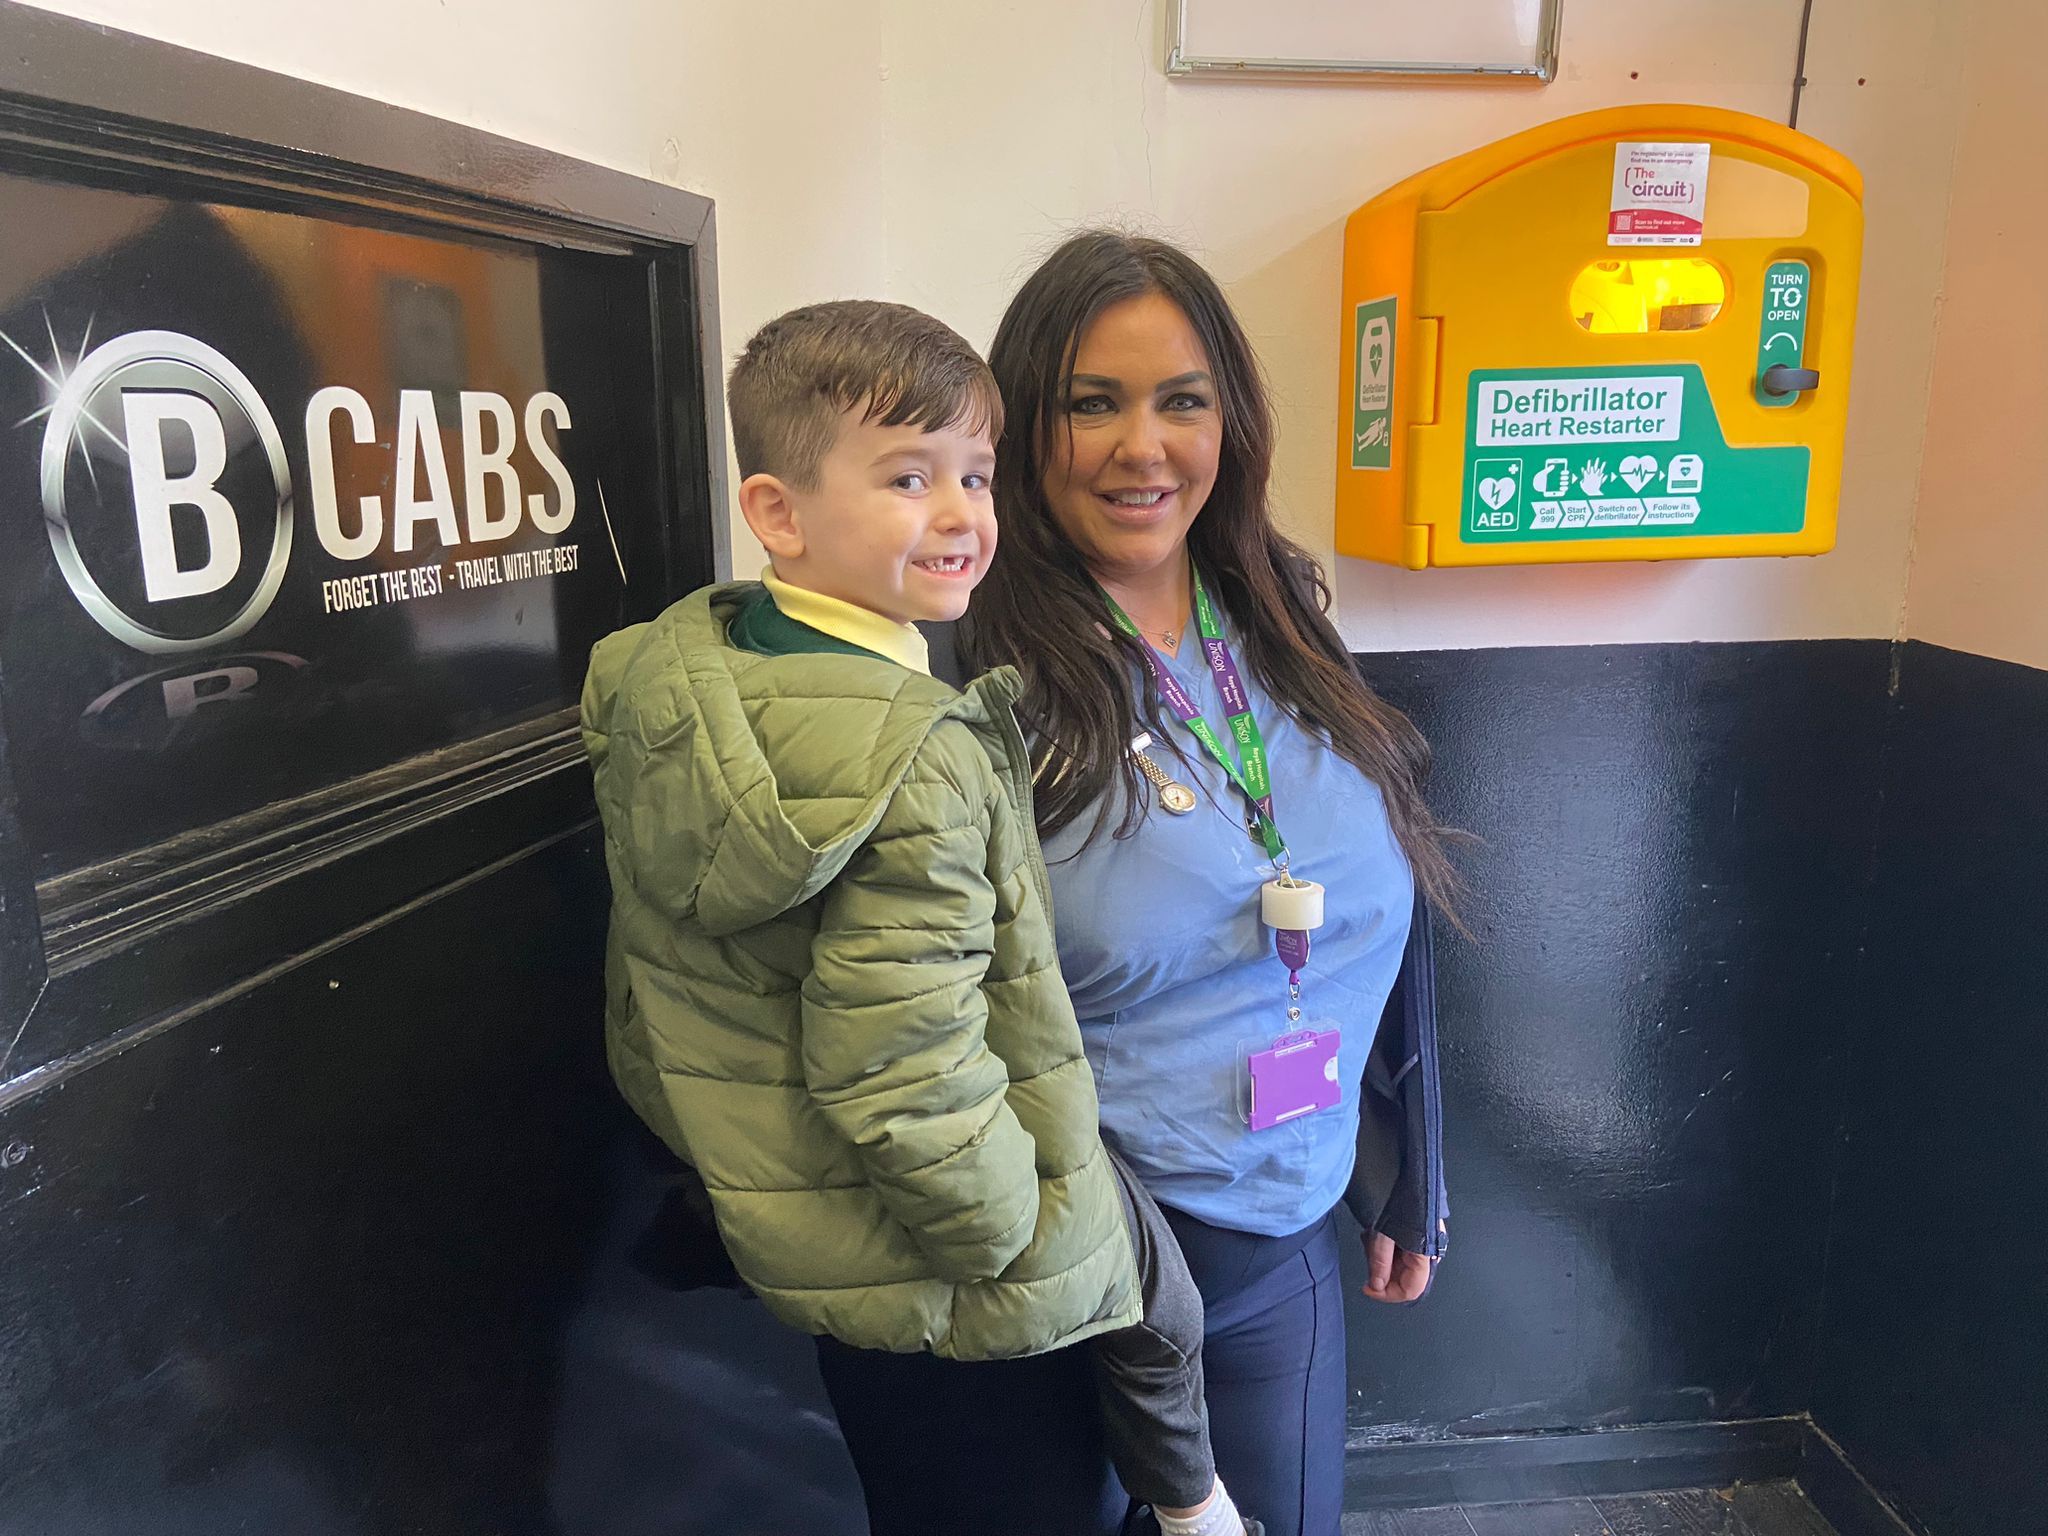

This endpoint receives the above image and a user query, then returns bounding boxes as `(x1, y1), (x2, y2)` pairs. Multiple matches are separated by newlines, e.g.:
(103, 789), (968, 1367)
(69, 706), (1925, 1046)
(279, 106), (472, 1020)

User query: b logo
(79, 651), (312, 752)
(41, 330), (293, 654)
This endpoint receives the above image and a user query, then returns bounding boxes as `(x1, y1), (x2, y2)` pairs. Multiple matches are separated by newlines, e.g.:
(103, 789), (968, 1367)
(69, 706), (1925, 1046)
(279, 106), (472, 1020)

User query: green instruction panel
(1460, 364), (1809, 543)
(1352, 296), (1396, 470)
(1755, 260), (1810, 409)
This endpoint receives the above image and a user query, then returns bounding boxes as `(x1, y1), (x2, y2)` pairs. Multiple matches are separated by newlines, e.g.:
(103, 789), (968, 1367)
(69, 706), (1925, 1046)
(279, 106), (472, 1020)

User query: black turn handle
(1761, 364), (1820, 397)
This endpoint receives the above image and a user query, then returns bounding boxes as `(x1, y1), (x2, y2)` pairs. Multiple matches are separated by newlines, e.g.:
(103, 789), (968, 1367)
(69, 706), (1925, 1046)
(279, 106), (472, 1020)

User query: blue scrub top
(1041, 609), (1414, 1237)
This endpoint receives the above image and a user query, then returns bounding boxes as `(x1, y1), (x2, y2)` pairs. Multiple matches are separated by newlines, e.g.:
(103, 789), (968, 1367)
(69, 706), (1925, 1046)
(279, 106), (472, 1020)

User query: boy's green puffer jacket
(580, 584), (1140, 1359)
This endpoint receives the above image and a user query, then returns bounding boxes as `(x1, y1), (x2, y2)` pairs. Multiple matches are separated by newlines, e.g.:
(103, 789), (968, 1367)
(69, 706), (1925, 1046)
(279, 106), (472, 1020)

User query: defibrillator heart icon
(1619, 455), (1659, 493)
(1478, 475), (1516, 510)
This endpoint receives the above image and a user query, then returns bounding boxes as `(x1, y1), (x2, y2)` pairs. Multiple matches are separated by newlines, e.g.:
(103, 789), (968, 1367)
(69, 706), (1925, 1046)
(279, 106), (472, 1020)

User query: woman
(815, 233), (1450, 1536)
(959, 231), (1455, 1535)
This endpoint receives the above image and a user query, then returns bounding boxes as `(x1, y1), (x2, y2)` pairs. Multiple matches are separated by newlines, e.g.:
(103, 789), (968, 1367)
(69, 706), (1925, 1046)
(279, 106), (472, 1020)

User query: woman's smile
(1094, 484), (1184, 524)
(1042, 291), (1222, 585)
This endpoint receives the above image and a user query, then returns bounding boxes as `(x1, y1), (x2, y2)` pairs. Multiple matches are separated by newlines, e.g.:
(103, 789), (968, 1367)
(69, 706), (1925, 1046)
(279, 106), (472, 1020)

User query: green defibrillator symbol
(1352, 296), (1396, 470)
(1460, 364), (1809, 543)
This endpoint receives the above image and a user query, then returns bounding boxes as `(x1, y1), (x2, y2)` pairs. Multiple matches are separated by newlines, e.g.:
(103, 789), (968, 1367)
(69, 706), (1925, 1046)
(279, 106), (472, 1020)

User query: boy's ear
(738, 472), (804, 561)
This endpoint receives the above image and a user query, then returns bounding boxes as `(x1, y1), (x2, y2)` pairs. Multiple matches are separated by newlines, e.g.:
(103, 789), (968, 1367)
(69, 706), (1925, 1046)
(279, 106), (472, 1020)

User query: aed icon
(1357, 313), (1392, 411)
(1469, 459), (1524, 531)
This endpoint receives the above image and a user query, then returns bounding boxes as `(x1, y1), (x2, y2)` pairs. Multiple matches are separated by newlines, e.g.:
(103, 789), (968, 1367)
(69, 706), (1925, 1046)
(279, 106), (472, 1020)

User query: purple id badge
(1246, 1028), (1342, 1131)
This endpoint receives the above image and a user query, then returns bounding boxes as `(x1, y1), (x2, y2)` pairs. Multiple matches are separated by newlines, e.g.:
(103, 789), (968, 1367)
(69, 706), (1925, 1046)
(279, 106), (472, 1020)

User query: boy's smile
(745, 407), (998, 627)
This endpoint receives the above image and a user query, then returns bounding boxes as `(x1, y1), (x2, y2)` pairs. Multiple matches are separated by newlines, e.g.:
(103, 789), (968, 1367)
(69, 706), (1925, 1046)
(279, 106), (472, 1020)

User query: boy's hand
(1361, 1229), (1436, 1304)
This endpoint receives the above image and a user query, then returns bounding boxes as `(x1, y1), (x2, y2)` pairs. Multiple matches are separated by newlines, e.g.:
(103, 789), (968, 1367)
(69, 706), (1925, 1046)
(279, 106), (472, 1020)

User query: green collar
(725, 585), (886, 662)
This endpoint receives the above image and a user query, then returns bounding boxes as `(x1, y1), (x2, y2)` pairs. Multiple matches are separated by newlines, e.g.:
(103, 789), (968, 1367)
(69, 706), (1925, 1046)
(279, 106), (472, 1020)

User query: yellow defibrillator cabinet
(1337, 105), (1863, 568)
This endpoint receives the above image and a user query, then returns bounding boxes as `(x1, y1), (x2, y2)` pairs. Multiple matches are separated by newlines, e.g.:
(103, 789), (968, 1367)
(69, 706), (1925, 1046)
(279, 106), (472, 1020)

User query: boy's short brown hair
(727, 300), (1003, 488)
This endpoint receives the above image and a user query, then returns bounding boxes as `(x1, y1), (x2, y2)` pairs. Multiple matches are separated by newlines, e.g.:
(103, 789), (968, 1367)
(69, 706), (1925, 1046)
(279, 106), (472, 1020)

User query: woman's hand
(1361, 1229), (1436, 1304)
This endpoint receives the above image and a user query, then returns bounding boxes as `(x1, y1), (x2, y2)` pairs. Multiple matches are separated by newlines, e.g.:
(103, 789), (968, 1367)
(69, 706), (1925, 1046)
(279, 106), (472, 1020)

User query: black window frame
(0, 1), (726, 1101)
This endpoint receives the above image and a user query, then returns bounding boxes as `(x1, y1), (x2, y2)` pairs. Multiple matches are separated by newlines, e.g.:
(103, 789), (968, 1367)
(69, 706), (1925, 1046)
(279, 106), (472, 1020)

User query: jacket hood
(581, 583), (1019, 936)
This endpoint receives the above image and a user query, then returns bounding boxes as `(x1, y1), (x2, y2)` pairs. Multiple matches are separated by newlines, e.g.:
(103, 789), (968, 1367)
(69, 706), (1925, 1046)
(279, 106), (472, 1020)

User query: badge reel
(1238, 868), (1342, 1132)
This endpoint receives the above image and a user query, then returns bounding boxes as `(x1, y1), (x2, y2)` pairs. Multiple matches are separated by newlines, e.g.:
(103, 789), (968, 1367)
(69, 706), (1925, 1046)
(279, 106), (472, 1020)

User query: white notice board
(1166, 0), (1563, 81)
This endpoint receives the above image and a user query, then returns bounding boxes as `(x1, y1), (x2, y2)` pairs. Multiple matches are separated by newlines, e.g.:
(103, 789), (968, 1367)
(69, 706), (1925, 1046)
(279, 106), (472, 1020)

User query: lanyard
(1101, 566), (1286, 866)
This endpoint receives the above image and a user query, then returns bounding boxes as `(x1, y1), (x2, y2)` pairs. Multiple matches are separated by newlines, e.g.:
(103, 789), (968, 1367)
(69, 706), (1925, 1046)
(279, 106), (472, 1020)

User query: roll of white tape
(1261, 878), (1324, 931)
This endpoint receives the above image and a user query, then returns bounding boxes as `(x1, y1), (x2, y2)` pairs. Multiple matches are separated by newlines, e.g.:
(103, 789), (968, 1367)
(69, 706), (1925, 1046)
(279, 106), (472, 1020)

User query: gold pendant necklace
(1100, 575), (1188, 654)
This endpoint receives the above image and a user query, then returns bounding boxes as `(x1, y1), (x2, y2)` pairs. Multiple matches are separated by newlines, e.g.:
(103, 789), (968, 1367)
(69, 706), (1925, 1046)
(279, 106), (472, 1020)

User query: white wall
(16, 0), (896, 462)
(882, 0), (1967, 651)
(18, 0), (1974, 653)
(1898, 0), (2048, 671)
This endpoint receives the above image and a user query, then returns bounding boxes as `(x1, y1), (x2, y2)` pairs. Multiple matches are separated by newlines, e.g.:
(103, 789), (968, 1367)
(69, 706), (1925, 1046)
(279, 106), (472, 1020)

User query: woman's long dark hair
(960, 230), (1457, 914)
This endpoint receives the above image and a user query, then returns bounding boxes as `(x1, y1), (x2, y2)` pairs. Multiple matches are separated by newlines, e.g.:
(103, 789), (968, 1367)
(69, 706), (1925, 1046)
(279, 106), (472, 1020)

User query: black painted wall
(6, 637), (2041, 1534)
(0, 826), (874, 1536)
(0, 833), (608, 1533)
(1814, 642), (2048, 1536)
(1346, 642), (1892, 1439)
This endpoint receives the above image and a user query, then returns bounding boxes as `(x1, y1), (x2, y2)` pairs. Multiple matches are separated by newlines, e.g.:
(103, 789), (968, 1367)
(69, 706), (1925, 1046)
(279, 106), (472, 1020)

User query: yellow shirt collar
(761, 572), (931, 676)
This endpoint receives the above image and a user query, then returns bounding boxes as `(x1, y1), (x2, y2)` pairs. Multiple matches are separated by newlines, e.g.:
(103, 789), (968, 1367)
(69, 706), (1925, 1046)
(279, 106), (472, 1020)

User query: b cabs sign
(1337, 105), (1863, 568)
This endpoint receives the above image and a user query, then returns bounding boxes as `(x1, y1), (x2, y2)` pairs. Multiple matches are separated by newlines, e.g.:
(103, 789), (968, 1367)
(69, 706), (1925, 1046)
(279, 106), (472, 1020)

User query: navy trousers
(1162, 1206), (1347, 1536)
(814, 1206), (1347, 1536)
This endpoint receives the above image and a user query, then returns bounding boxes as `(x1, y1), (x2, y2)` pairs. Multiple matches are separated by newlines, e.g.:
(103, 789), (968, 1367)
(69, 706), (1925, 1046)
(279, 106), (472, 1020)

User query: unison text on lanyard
(1100, 567), (1325, 980)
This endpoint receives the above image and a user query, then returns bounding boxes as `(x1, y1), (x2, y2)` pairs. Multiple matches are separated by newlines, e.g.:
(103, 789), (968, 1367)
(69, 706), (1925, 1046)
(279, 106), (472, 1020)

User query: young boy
(581, 300), (1257, 1536)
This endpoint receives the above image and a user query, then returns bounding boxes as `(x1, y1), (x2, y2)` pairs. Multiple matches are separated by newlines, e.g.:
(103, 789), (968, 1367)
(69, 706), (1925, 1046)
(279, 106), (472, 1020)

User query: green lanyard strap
(1102, 566), (1285, 864)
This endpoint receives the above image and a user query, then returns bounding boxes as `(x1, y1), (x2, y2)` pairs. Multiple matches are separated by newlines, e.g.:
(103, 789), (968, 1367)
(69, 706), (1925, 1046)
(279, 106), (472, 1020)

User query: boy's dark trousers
(627, 1131), (1221, 1524)
(1094, 1150), (1217, 1512)
(809, 1152), (1222, 1535)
